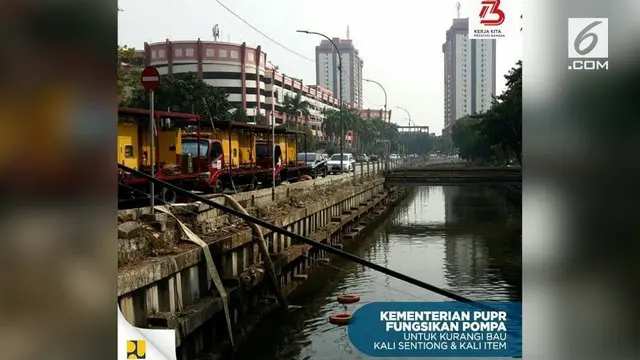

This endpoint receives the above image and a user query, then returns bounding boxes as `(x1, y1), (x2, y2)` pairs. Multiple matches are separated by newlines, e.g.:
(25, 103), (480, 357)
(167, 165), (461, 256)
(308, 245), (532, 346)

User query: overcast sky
(118, 0), (522, 134)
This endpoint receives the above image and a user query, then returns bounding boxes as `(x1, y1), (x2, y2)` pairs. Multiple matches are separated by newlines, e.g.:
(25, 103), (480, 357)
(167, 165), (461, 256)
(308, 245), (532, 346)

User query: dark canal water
(233, 185), (522, 360)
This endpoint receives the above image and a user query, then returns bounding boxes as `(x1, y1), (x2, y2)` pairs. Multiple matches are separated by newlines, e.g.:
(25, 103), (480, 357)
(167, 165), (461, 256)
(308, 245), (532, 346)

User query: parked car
(369, 154), (379, 162)
(297, 152), (328, 178)
(327, 153), (354, 174)
(355, 154), (369, 162)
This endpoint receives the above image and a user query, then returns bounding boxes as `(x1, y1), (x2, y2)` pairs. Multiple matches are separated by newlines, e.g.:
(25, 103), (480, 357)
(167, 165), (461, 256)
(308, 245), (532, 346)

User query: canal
(233, 185), (522, 360)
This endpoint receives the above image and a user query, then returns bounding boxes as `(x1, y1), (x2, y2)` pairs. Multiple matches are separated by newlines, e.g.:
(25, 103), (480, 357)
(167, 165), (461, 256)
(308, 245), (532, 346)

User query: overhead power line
(213, 0), (315, 62)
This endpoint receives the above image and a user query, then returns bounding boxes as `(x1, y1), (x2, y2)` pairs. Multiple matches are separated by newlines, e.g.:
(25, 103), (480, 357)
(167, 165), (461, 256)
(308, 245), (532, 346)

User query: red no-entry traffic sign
(141, 66), (160, 91)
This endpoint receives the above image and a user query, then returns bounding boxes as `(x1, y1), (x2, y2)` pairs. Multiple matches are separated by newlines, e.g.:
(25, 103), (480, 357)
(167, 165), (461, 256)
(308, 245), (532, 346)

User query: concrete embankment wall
(117, 171), (404, 360)
(117, 172), (369, 264)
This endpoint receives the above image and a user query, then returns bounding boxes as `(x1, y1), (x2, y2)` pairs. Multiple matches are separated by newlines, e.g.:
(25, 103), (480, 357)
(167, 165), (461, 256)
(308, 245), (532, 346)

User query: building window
(175, 48), (183, 57)
(230, 50), (238, 59)
(206, 49), (215, 57)
(186, 48), (194, 57)
(158, 49), (165, 58)
(152, 50), (157, 59)
(219, 49), (227, 57)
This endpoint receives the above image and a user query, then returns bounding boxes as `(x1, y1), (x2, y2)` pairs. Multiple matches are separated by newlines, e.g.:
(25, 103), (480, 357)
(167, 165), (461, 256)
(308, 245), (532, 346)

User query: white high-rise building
(442, 18), (496, 133)
(315, 37), (363, 108)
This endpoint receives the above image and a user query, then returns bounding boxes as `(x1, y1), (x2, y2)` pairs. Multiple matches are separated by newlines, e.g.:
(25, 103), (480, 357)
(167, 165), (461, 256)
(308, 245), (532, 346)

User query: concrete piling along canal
(117, 170), (406, 360)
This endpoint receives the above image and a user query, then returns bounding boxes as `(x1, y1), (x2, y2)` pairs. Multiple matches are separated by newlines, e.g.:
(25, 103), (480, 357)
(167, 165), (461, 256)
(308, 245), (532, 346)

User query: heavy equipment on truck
(117, 107), (311, 208)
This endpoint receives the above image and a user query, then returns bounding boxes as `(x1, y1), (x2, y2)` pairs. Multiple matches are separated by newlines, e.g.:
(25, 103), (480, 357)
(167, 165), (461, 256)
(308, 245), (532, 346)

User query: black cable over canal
(117, 163), (522, 319)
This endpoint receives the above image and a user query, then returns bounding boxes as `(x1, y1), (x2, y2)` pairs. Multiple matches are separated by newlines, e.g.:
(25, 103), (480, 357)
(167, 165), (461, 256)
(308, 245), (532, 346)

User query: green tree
(399, 132), (436, 154)
(322, 109), (342, 146)
(381, 120), (400, 153)
(434, 135), (450, 153)
(125, 72), (232, 123)
(452, 116), (493, 162)
(118, 45), (143, 104)
(352, 115), (379, 152)
(450, 60), (522, 164)
(321, 109), (400, 154)
(231, 105), (249, 122)
(475, 60), (522, 164)
(341, 109), (361, 150)
(354, 117), (399, 155)
(282, 92), (311, 130)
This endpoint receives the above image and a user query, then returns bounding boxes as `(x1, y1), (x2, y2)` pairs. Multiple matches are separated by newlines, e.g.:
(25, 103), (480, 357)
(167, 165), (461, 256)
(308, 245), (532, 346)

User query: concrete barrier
(118, 165), (380, 220)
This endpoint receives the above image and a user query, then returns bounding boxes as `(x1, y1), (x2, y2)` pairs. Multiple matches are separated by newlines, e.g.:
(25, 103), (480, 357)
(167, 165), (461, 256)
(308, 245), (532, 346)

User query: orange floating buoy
(329, 313), (352, 325)
(337, 294), (360, 304)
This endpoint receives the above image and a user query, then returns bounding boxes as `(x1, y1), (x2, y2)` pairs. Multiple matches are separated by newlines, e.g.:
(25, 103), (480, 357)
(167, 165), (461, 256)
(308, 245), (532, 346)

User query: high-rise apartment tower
(315, 37), (363, 108)
(442, 18), (496, 133)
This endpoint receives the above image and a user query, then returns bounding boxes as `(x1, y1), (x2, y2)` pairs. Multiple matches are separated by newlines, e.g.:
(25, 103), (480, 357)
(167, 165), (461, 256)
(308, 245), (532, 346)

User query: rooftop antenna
(455, 2), (461, 18)
(212, 24), (220, 41)
(346, 25), (350, 39)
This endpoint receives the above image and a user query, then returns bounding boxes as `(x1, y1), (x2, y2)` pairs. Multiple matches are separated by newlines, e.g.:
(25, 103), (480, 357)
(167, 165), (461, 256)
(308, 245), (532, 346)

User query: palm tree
(349, 114), (362, 150)
(384, 122), (399, 139)
(321, 109), (341, 146)
(366, 119), (399, 154)
(355, 117), (379, 152)
(341, 109), (356, 149)
(282, 92), (311, 130)
(348, 111), (366, 151)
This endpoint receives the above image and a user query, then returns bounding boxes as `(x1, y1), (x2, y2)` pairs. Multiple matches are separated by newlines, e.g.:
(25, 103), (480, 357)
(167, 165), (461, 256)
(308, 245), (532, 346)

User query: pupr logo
(127, 340), (146, 359)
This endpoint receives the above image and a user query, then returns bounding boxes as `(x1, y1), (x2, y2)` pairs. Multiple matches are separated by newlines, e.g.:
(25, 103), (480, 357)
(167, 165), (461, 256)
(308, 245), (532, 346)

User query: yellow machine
(118, 107), (313, 204)
(118, 106), (205, 176)
(117, 121), (139, 170)
(184, 130), (245, 167)
(117, 117), (183, 170)
(184, 129), (297, 168)
(285, 137), (297, 166)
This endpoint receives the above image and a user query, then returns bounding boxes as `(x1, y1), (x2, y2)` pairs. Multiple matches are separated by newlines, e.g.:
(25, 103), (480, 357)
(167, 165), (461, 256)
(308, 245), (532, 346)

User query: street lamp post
(297, 30), (345, 173)
(363, 79), (387, 122)
(395, 106), (412, 127)
(363, 78), (389, 155)
(395, 106), (413, 156)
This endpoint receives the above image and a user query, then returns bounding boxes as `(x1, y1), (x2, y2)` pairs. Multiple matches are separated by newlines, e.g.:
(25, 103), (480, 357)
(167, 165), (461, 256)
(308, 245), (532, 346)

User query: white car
(327, 153), (354, 174)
